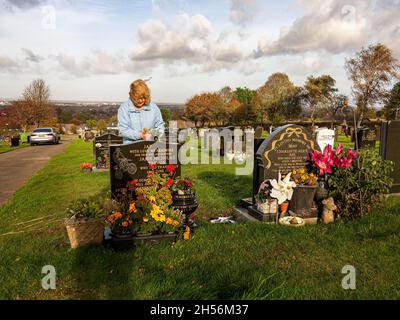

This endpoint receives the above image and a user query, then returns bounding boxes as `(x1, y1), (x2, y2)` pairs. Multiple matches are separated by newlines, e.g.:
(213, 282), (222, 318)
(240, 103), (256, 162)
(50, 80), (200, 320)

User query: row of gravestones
(91, 122), (400, 210)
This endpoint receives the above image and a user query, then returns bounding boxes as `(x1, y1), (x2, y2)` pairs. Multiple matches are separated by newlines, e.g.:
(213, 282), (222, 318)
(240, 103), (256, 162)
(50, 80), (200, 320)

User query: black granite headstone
(256, 124), (319, 183)
(356, 127), (377, 150)
(380, 121), (400, 193)
(93, 134), (123, 169)
(110, 141), (181, 199)
(245, 125), (319, 221)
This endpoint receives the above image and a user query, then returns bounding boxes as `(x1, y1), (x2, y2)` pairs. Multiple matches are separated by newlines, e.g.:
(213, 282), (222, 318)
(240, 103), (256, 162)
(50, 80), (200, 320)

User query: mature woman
(118, 80), (165, 144)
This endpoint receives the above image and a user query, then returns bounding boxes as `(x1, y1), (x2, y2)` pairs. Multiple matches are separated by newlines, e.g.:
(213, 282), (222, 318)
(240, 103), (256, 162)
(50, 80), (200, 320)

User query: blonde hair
(130, 80), (151, 106)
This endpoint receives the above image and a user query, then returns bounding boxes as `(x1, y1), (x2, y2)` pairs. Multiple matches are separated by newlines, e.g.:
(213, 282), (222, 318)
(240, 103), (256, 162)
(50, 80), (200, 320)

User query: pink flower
(346, 149), (358, 160)
(335, 144), (344, 157)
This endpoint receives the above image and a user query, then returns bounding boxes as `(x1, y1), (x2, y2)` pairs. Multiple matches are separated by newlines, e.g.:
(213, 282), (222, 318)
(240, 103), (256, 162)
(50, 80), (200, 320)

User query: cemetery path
(0, 141), (71, 206)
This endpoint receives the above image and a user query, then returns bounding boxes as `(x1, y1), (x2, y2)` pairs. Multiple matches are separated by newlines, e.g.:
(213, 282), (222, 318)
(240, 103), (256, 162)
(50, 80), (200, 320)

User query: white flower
(269, 172), (297, 205)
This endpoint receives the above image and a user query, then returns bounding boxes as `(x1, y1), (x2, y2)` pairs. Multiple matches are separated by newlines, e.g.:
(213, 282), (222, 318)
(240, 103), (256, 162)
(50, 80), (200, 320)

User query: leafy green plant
(66, 197), (104, 220)
(328, 149), (394, 220)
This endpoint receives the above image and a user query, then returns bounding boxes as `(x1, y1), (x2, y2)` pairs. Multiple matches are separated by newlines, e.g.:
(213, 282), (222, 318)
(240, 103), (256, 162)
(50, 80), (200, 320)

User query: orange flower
(114, 212), (122, 219)
(184, 226), (190, 241)
(166, 218), (179, 226)
(121, 221), (128, 227)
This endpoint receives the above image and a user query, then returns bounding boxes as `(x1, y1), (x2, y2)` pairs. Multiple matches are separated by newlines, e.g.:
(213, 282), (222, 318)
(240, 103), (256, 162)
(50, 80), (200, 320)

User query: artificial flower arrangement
(269, 172), (297, 206)
(172, 177), (195, 195)
(256, 172), (297, 220)
(105, 163), (189, 240)
(311, 144), (358, 177)
(80, 162), (94, 171)
(290, 168), (318, 186)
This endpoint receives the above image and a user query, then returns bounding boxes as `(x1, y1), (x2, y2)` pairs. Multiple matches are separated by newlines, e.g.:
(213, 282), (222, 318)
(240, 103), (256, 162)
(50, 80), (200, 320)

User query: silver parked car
(30, 128), (60, 146)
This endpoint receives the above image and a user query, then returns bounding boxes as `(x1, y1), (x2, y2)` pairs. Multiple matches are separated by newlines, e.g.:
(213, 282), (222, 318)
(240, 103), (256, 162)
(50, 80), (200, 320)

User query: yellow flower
(159, 215), (166, 222)
(292, 170), (297, 175)
(143, 216), (149, 223)
(150, 204), (164, 221)
(148, 196), (156, 203)
(299, 168), (305, 174)
(128, 202), (137, 213)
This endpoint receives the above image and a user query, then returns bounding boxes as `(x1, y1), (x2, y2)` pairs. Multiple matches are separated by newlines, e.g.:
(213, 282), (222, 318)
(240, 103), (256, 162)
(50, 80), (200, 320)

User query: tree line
(0, 43), (399, 133)
(184, 43), (400, 128)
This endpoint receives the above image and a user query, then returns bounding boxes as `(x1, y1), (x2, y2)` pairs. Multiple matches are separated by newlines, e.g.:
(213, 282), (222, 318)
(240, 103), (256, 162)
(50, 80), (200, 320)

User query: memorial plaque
(110, 141), (181, 199)
(315, 128), (335, 152)
(356, 127), (377, 150)
(93, 134), (123, 169)
(380, 121), (400, 193)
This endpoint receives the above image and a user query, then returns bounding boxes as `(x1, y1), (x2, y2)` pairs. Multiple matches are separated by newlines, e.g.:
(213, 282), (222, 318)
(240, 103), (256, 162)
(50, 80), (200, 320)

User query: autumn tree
(86, 119), (97, 130)
(217, 86), (241, 125)
(233, 87), (258, 125)
(97, 119), (108, 133)
(256, 73), (301, 126)
(384, 82), (400, 120)
(345, 43), (400, 127)
(160, 107), (172, 126)
(14, 79), (57, 131)
(326, 94), (348, 127)
(304, 75), (338, 126)
(184, 92), (223, 127)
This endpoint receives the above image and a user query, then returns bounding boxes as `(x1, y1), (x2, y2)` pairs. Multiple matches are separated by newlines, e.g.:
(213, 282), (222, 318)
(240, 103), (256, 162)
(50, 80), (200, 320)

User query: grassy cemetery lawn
(0, 144), (29, 154)
(0, 138), (399, 299)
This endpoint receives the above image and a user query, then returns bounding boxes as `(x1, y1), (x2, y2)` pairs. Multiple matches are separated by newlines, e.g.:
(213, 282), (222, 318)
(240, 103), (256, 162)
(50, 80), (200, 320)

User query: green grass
(0, 139), (399, 300)
(0, 143), (29, 154)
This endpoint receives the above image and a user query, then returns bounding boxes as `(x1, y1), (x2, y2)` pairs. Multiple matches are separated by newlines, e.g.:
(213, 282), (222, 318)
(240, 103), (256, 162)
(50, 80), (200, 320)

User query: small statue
(321, 197), (337, 224)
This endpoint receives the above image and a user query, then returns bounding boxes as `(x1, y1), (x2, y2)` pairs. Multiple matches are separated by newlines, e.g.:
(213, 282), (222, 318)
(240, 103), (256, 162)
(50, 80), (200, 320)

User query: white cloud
(0, 53), (19, 71)
(129, 13), (249, 74)
(21, 48), (43, 62)
(53, 50), (126, 78)
(253, 0), (400, 57)
(229, 0), (259, 27)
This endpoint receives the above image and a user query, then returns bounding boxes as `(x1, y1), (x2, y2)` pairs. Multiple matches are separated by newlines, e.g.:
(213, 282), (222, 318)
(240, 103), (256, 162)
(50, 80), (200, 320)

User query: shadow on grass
(71, 245), (135, 300)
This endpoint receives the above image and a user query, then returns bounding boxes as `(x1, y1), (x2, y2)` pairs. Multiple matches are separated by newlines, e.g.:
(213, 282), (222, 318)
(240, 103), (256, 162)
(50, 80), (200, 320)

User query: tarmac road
(0, 141), (70, 206)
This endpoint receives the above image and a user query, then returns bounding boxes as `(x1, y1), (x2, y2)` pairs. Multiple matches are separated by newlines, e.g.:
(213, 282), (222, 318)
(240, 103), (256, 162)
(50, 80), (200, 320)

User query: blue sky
(0, 0), (399, 103)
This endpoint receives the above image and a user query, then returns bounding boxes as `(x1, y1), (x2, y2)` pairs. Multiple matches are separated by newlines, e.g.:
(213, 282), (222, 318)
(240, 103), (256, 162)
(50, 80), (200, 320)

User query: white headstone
(316, 128), (336, 151)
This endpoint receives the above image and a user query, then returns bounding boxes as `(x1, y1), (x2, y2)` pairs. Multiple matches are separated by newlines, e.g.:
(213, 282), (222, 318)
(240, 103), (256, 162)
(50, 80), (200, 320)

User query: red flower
(164, 178), (173, 187)
(147, 171), (153, 177)
(129, 179), (138, 186)
(165, 164), (176, 173)
(149, 163), (157, 170)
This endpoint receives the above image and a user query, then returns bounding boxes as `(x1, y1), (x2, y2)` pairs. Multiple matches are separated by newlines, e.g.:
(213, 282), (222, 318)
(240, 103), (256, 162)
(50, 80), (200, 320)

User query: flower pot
(257, 199), (278, 215)
(315, 182), (329, 201)
(172, 193), (198, 217)
(133, 233), (178, 246)
(279, 201), (289, 213)
(111, 233), (135, 251)
(65, 219), (104, 249)
(289, 185), (317, 218)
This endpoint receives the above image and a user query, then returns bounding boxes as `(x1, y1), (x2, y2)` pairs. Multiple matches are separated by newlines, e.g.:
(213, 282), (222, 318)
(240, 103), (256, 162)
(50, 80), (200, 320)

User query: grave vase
(289, 185), (317, 218)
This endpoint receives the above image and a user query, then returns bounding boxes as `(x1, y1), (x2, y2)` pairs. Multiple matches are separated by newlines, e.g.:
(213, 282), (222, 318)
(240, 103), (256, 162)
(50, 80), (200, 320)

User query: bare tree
(345, 43), (400, 128)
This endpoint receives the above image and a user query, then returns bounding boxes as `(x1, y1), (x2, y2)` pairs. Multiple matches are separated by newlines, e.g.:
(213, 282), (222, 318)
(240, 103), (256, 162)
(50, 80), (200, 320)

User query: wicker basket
(65, 218), (104, 249)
